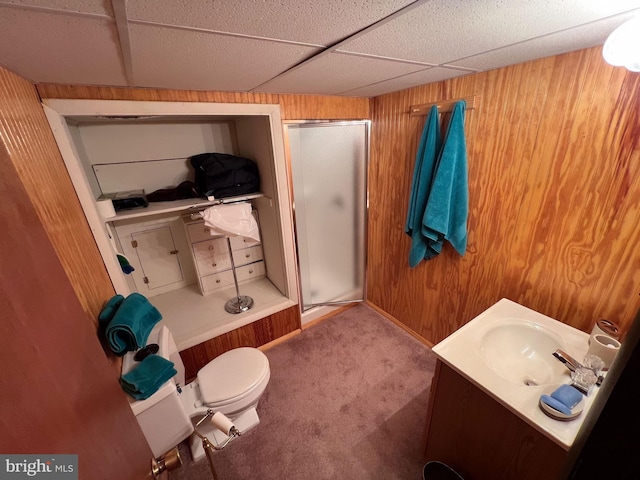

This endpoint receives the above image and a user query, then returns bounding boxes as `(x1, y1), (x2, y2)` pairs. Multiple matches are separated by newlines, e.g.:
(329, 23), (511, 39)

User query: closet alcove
(43, 99), (299, 352)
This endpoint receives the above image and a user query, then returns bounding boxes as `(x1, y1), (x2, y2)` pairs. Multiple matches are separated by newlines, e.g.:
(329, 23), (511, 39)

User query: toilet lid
(197, 347), (269, 405)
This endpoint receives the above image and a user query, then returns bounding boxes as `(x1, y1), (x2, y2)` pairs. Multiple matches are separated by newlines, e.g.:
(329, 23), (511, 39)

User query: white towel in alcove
(200, 202), (260, 244)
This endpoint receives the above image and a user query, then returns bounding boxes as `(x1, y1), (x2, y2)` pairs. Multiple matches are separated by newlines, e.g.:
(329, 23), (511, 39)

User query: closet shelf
(102, 193), (264, 222)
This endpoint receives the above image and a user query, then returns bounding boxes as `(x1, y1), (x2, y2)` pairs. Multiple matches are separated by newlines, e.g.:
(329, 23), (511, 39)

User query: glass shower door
(285, 121), (368, 311)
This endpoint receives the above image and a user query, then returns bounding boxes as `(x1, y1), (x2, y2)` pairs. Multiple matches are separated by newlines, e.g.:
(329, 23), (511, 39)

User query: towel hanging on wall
(422, 100), (468, 257)
(405, 105), (442, 267)
(405, 100), (468, 266)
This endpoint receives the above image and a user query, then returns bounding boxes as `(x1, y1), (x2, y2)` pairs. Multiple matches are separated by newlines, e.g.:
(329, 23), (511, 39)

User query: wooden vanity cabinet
(424, 360), (568, 480)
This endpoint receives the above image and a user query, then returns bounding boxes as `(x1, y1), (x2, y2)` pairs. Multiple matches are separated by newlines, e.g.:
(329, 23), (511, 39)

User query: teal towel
(106, 293), (162, 356)
(120, 354), (177, 400)
(422, 100), (468, 256)
(405, 105), (442, 267)
(98, 294), (124, 327)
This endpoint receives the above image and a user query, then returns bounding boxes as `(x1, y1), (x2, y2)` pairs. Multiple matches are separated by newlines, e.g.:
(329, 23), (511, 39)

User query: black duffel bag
(190, 152), (260, 198)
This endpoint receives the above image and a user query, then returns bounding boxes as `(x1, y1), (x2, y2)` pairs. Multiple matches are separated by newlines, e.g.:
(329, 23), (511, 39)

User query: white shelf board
(103, 193), (264, 222)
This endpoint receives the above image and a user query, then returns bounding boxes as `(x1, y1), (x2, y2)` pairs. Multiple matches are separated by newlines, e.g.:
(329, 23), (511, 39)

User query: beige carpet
(169, 303), (437, 480)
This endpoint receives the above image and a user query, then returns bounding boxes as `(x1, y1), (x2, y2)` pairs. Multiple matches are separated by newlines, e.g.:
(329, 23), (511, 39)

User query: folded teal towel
(405, 105), (442, 267)
(106, 293), (162, 356)
(98, 294), (124, 327)
(120, 354), (176, 400)
(422, 100), (469, 256)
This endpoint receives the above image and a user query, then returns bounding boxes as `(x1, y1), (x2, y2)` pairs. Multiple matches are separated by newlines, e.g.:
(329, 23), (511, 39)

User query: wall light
(603, 16), (640, 71)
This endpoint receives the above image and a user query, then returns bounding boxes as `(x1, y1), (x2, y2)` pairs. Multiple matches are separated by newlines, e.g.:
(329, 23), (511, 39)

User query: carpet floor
(169, 303), (437, 480)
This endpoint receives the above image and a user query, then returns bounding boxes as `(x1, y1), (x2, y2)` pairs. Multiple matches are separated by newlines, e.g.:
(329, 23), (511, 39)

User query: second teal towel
(120, 354), (176, 400)
(103, 293), (162, 356)
(422, 100), (468, 256)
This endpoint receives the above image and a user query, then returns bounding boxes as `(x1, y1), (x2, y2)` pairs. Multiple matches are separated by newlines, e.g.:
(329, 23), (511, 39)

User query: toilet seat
(197, 347), (269, 407)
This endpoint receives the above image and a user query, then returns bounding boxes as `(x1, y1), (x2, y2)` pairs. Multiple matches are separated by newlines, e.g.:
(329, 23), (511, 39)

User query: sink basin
(480, 320), (568, 386)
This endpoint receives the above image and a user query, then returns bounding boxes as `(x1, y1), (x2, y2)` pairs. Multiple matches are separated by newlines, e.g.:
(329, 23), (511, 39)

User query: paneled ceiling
(1, 0), (639, 97)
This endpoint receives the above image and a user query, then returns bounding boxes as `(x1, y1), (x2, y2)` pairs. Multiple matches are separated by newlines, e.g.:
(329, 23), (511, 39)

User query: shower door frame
(283, 120), (370, 314)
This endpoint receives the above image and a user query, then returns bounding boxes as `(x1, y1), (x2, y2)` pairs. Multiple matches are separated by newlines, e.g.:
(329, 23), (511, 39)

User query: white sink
(480, 321), (567, 386)
(432, 298), (600, 450)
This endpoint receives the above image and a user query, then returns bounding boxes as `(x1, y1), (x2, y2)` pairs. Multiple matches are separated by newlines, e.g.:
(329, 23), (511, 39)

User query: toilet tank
(122, 325), (192, 457)
(157, 324), (186, 387)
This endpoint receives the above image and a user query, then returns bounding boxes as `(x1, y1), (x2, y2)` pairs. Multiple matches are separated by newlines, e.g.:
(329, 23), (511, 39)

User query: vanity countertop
(432, 298), (603, 450)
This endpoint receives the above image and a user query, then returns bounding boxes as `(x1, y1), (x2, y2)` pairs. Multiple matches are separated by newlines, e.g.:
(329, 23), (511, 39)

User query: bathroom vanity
(43, 100), (299, 354)
(424, 299), (602, 480)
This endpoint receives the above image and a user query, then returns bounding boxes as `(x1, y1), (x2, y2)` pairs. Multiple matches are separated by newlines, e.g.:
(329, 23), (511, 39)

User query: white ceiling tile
(254, 52), (428, 95)
(452, 12), (640, 71)
(126, 0), (414, 46)
(0, 7), (126, 84)
(340, 66), (472, 97)
(2, 0), (639, 96)
(129, 23), (321, 91)
(0, 0), (113, 16)
(339, 0), (640, 65)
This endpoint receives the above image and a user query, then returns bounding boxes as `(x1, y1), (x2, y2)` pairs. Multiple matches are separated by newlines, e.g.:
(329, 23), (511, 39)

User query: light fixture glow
(603, 16), (640, 71)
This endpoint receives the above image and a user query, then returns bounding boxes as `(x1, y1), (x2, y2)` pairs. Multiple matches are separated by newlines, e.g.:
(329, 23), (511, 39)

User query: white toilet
(122, 324), (270, 460)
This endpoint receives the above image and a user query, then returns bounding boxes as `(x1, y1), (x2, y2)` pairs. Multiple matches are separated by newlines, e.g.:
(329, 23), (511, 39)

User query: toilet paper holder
(191, 409), (240, 480)
(193, 409), (241, 451)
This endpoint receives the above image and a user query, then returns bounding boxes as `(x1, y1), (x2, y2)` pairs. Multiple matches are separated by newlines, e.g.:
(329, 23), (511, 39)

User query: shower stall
(284, 121), (369, 317)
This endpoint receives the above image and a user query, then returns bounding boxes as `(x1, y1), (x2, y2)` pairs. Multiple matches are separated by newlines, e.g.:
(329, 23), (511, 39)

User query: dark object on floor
(423, 461), (465, 480)
(147, 181), (203, 202)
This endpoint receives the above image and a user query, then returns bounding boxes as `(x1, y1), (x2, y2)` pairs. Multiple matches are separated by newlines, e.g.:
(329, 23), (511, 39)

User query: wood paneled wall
(0, 97), (152, 479)
(35, 84), (371, 120)
(0, 68), (115, 325)
(368, 46), (640, 345)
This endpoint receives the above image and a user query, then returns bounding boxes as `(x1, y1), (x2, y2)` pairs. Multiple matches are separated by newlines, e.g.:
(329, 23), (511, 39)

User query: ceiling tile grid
(129, 23), (320, 91)
(125, 0), (416, 46)
(452, 9), (640, 71)
(1, 0), (640, 96)
(340, 65), (473, 97)
(336, 0), (640, 66)
(0, 0), (113, 16)
(0, 6), (126, 85)
(254, 51), (432, 95)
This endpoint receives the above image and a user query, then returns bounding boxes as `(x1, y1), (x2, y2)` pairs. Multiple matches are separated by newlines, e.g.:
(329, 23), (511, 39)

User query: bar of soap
(551, 384), (583, 409)
(540, 395), (572, 415)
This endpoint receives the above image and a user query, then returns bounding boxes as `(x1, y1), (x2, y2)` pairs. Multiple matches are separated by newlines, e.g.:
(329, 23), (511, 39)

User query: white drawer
(193, 239), (232, 276)
(200, 269), (235, 293)
(236, 261), (266, 283)
(187, 221), (223, 244)
(229, 235), (261, 251)
(232, 245), (264, 267)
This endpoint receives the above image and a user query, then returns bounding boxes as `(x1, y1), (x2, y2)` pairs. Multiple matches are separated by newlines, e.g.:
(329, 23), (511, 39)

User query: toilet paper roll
(96, 199), (116, 219)
(589, 319), (621, 345)
(586, 334), (621, 369)
(210, 411), (235, 436)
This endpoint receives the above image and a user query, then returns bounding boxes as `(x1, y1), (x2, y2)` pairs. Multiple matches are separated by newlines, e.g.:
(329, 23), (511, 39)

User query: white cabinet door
(129, 226), (184, 295)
